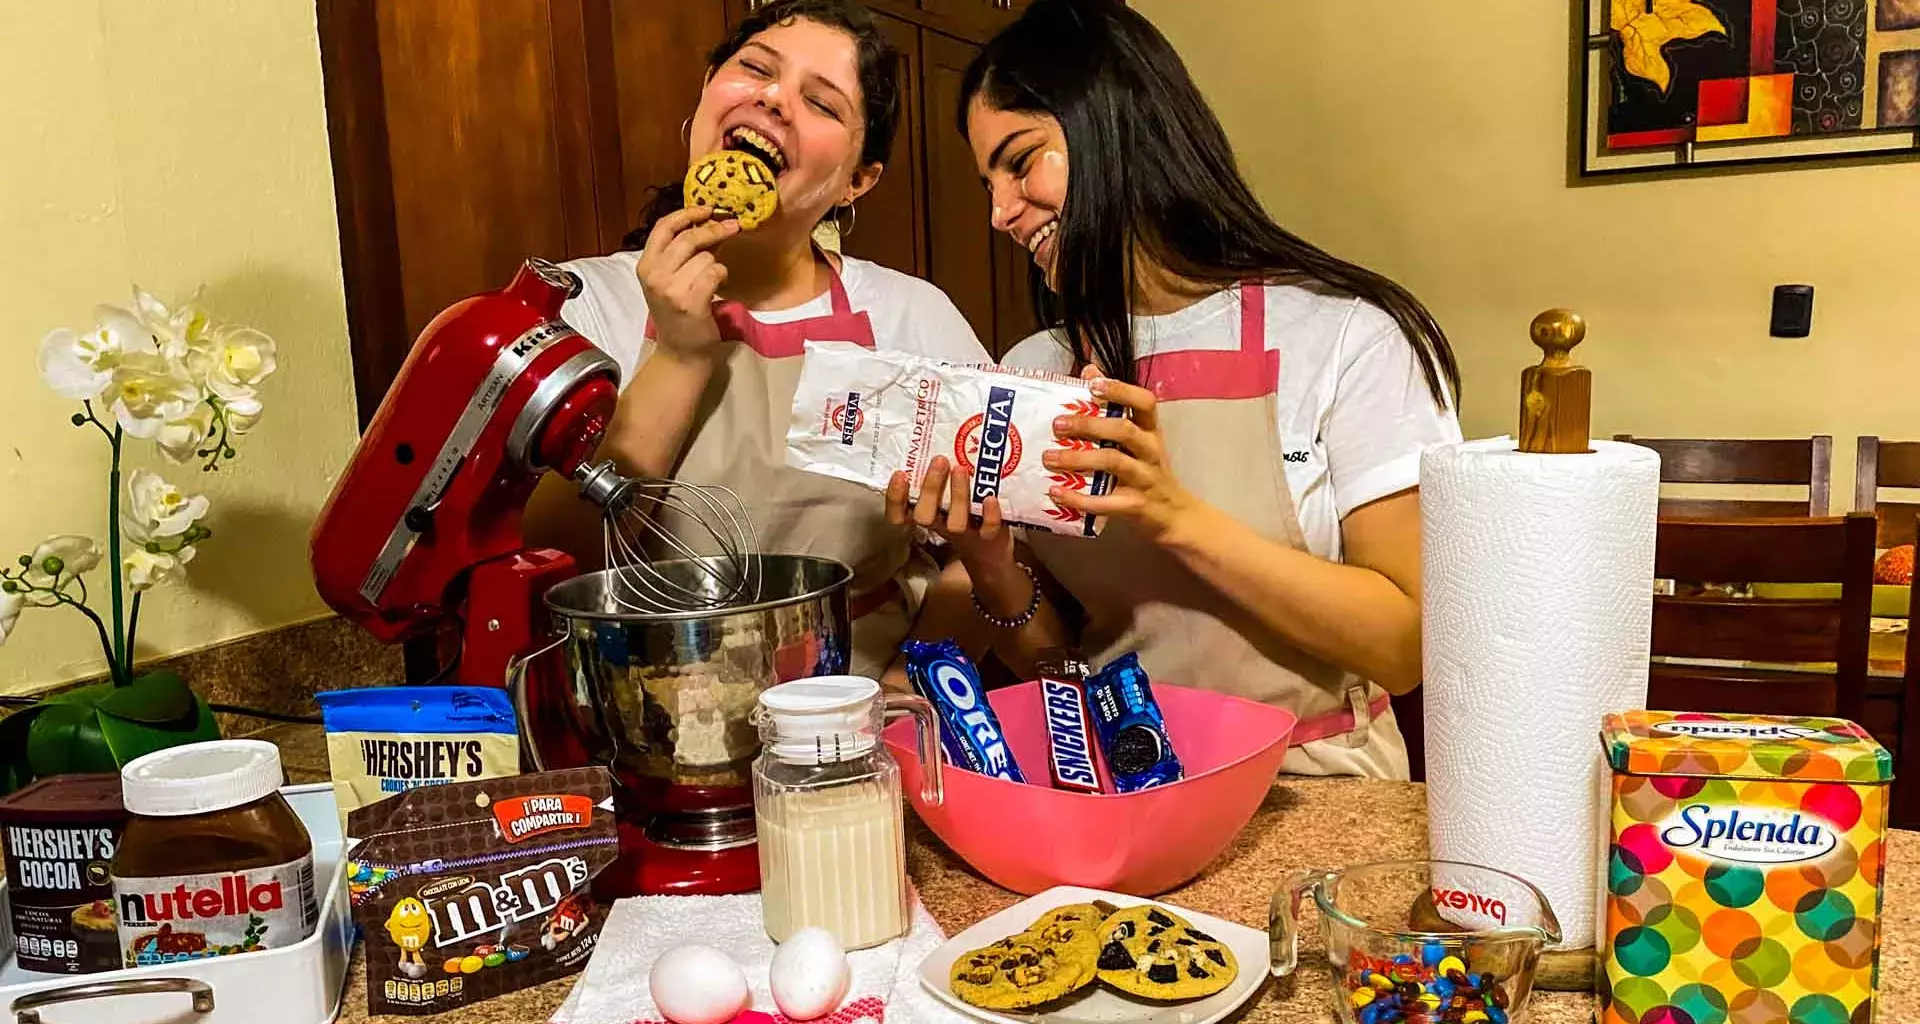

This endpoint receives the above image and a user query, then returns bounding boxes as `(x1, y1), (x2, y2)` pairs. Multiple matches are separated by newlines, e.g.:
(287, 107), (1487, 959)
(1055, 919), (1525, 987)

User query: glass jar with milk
(752, 677), (944, 949)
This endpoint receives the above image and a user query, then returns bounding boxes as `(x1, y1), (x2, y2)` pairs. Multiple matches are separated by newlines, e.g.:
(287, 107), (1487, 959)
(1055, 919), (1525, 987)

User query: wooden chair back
(1854, 437), (1920, 547)
(1615, 435), (1832, 518)
(1649, 513), (1875, 726)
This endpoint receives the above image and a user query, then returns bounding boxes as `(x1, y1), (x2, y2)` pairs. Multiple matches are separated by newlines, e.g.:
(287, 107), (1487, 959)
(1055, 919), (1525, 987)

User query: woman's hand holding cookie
(635, 206), (742, 361)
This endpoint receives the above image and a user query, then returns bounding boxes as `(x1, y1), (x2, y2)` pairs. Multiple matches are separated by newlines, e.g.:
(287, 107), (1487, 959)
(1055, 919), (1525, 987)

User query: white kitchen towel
(1420, 437), (1660, 950)
(550, 892), (963, 1024)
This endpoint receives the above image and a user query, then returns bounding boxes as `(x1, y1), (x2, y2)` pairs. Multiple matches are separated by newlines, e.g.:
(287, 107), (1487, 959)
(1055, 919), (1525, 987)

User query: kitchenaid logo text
(932, 664), (1018, 774)
(1042, 680), (1099, 790)
(1652, 721), (1822, 741)
(970, 387), (1018, 505)
(1429, 887), (1508, 926)
(361, 739), (486, 790)
(1658, 804), (1839, 864)
(425, 856), (587, 948)
(5, 826), (117, 891)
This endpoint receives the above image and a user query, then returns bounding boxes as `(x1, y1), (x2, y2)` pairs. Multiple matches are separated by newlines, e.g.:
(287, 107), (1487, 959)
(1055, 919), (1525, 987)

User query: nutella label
(3, 824), (123, 974)
(112, 856), (318, 967)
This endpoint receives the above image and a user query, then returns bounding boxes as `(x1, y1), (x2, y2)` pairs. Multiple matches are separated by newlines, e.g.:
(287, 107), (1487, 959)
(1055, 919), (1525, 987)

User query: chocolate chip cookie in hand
(683, 150), (779, 230)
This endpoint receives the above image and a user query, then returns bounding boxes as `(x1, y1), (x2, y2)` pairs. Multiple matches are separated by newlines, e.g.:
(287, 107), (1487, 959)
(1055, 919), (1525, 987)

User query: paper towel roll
(1420, 437), (1660, 950)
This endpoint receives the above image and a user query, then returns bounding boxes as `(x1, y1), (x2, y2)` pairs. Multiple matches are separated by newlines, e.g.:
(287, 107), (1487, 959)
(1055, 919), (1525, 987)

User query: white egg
(769, 927), (852, 1021)
(650, 945), (751, 1024)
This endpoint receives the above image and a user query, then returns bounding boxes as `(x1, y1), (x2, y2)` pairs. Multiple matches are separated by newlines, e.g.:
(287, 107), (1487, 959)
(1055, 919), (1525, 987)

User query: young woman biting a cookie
(889, 0), (1463, 779)
(527, 0), (988, 678)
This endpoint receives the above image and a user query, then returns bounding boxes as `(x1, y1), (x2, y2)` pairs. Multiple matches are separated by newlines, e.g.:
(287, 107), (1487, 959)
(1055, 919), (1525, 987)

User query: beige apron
(645, 259), (931, 679)
(1025, 284), (1408, 778)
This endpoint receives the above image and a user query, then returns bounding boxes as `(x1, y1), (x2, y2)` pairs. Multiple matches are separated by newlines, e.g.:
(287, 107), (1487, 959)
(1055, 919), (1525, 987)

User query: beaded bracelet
(972, 561), (1041, 630)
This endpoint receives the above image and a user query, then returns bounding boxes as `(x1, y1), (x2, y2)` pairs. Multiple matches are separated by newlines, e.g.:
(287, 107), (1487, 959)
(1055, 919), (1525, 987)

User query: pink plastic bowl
(883, 681), (1296, 896)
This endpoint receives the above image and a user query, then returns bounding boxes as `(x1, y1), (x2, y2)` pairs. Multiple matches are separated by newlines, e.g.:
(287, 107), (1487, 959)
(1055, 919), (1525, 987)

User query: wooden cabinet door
(608, 1), (731, 246)
(320, 0), (637, 424)
(918, 0), (1027, 39)
(921, 31), (998, 349)
(840, 14), (926, 277)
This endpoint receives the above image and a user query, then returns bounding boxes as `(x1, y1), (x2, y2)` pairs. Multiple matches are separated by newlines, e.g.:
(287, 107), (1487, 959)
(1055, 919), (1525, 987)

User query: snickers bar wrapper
(349, 768), (619, 1016)
(786, 340), (1124, 537)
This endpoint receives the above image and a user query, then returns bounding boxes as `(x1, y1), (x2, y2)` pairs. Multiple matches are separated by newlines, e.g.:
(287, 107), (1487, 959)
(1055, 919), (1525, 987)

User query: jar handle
(883, 693), (944, 806)
(1268, 869), (1334, 978)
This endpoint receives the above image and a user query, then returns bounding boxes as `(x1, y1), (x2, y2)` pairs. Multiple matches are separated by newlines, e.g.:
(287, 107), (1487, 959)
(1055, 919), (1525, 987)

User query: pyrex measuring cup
(1270, 860), (1562, 1024)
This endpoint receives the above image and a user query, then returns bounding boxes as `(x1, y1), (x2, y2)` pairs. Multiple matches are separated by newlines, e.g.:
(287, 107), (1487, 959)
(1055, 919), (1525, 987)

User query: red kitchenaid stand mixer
(309, 258), (767, 897)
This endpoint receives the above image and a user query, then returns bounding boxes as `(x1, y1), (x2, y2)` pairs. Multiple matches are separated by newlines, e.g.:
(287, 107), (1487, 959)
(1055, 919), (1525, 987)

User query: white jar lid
(760, 676), (881, 764)
(121, 739), (284, 817)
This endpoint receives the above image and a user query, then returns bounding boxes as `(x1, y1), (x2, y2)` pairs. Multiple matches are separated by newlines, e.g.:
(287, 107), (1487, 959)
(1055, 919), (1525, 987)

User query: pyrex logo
(1652, 721), (1822, 741)
(1657, 804), (1839, 864)
(1429, 887), (1508, 927)
(933, 664), (1017, 775)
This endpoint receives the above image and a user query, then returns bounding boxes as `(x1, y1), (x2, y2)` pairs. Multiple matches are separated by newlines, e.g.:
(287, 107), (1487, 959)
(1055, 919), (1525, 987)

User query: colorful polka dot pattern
(1599, 712), (1890, 1024)
(1603, 710), (1891, 783)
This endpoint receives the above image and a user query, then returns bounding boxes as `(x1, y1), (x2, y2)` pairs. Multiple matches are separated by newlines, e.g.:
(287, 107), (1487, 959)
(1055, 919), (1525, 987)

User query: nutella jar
(110, 740), (319, 967)
(0, 774), (127, 974)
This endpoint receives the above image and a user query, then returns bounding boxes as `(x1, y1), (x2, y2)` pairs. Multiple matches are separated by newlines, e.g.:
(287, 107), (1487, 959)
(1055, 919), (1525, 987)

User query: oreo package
(902, 639), (1026, 782)
(1037, 654), (1107, 793)
(1085, 653), (1183, 792)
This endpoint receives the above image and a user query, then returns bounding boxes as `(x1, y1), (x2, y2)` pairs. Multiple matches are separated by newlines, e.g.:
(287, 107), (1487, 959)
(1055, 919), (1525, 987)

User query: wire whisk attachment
(575, 461), (762, 614)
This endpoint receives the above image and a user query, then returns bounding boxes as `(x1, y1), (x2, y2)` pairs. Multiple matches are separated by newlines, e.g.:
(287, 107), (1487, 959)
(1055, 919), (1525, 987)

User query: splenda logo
(1657, 803), (1839, 864)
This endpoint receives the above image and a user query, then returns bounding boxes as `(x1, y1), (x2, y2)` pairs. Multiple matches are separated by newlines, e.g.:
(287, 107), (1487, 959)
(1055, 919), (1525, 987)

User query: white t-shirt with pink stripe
(1001, 283), (1463, 562)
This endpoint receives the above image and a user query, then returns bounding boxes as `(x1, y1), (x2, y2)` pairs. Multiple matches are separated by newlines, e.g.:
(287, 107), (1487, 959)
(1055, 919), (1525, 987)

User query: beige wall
(0, 0), (360, 693)
(1136, 0), (1920, 506)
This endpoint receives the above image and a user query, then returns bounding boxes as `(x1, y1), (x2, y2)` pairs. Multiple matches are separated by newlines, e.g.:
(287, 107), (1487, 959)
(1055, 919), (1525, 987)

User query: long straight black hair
(622, 0), (901, 250)
(960, 0), (1459, 408)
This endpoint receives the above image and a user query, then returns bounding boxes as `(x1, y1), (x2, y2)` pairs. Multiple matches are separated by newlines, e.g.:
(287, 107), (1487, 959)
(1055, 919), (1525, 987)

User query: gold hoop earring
(680, 118), (693, 147)
(836, 204), (857, 238)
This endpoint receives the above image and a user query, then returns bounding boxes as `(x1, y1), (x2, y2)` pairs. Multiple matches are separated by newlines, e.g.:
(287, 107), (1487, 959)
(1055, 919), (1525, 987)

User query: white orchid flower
(155, 403), (217, 464)
(123, 469), (210, 545)
(124, 545), (194, 592)
(106, 354), (202, 439)
(133, 286), (209, 361)
(0, 590), (22, 645)
(36, 305), (156, 401)
(20, 534), (103, 604)
(188, 325), (277, 402)
(223, 393), (264, 436)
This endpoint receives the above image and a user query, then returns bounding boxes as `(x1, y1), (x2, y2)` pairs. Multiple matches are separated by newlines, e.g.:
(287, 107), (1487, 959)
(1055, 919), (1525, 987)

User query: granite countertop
(286, 737), (1920, 1024)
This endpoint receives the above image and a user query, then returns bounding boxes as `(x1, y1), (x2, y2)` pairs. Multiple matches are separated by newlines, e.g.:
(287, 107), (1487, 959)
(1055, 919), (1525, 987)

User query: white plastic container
(0, 783), (352, 1024)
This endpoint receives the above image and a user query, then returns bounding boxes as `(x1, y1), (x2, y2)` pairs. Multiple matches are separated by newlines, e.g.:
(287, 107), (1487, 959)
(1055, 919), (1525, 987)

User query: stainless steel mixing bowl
(520, 555), (853, 850)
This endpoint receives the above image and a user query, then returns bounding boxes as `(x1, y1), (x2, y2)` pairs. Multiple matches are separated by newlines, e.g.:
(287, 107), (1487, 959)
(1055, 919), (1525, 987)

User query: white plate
(918, 886), (1268, 1024)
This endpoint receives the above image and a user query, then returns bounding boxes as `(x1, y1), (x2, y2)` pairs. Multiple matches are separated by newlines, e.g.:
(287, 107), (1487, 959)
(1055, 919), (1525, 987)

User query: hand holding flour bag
(786, 341), (1125, 537)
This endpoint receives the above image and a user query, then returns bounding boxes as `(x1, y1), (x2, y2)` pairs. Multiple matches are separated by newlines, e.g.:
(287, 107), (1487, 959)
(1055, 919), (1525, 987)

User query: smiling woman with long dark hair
(888, 0), (1462, 778)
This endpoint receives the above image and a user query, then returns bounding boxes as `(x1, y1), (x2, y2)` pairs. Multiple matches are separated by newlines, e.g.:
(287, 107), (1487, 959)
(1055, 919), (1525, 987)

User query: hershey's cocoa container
(0, 774), (129, 974)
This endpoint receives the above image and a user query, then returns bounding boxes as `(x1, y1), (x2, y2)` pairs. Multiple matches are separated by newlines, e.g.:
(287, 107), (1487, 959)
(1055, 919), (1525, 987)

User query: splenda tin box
(1599, 711), (1890, 1024)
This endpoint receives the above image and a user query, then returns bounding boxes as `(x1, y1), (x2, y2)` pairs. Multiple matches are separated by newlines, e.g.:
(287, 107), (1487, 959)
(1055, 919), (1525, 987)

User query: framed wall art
(1581, 0), (1920, 175)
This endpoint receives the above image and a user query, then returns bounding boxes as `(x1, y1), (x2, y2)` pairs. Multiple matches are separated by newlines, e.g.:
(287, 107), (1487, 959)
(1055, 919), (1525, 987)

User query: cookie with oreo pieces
(1095, 904), (1238, 1000)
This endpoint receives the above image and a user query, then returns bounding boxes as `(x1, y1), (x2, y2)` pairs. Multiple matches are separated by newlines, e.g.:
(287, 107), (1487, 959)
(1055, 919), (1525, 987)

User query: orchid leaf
(25, 703), (118, 777)
(94, 670), (197, 724)
(0, 707), (46, 794)
(97, 697), (219, 764)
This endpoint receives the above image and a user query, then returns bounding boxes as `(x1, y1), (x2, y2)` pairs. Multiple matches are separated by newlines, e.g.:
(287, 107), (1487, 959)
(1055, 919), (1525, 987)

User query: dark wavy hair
(960, 0), (1459, 407)
(622, 0), (901, 249)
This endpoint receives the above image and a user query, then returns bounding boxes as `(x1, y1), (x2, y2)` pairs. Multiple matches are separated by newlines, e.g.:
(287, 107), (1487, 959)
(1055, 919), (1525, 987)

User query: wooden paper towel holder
(1518, 309), (1592, 455)
(1408, 309), (1602, 992)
